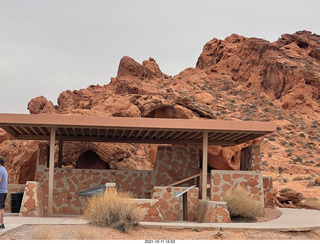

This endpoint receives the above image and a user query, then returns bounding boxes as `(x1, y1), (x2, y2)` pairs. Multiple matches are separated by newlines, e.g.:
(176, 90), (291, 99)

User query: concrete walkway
(142, 208), (320, 230)
(1, 208), (320, 236)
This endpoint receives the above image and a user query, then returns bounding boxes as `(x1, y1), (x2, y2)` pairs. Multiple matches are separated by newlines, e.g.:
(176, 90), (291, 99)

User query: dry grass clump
(303, 198), (320, 210)
(75, 226), (101, 240)
(32, 226), (61, 240)
(223, 187), (261, 222)
(84, 190), (143, 233)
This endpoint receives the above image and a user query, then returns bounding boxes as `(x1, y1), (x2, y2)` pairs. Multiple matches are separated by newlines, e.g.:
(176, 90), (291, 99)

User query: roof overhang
(0, 113), (276, 146)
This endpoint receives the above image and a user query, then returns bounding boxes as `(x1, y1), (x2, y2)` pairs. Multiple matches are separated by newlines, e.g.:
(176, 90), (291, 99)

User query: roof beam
(29, 126), (40, 135)
(120, 130), (127, 138)
(12, 126), (24, 135)
(179, 131), (194, 140)
(143, 130), (152, 138)
(188, 132), (202, 140)
(71, 127), (77, 136)
(63, 127), (70, 136)
(164, 131), (176, 139)
(128, 129), (135, 138)
(172, 131), (184, 140)
(1, 126), (18, 137)
(37, 126), (47, 136)
(20, 126), (31, 135)
(136, 130), (144, 138)
(236, 134), (265, 144)
(212, 133), (233, 141)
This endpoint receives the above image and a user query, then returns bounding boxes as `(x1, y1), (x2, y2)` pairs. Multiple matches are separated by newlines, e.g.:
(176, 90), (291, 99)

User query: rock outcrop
(1, 30), (320, 184)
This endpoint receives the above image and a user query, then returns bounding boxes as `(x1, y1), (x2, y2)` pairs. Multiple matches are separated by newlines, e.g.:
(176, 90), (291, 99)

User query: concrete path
(0, 215), (88, 235)
(142, 208), (320, 230)
(1, 208), (320, 236)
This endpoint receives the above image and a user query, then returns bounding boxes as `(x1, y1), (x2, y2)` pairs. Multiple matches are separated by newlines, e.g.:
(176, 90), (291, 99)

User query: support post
(202, 131), (208, 200)
(48, 126), (56, 216)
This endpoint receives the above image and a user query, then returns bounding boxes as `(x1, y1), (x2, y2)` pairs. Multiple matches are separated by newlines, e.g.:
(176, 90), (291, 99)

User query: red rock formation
(196, 31), (320, 113)
(2, 30), (320, 184)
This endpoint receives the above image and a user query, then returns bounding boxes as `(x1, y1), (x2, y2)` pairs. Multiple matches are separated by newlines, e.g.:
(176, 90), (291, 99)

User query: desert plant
(303, 198), (320, 210)
(314, 176), (320, 185)
(223, 187), (261, 222)
(293, 176), (304, 181)
(75, 226), (101, 240)
(279, 188), (292, 193)
(84, 191), (143, 233)
(32, 226), (61, 240)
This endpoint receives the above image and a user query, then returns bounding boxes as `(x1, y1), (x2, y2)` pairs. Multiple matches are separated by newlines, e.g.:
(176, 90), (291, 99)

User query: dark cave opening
(75, 150), (110, 169)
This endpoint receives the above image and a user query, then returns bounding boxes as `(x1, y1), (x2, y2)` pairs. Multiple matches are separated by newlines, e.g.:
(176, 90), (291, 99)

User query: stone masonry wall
(196, 200), (231, 223)
(210, 170), (265, 213)
(263, 176), (275, 208)
(152, 186), (199, 221)
(250, 144), (262, 171)
(4, 184), (26, 212)
(129, 198), (163, 222)
(19, 181), (44, 217)
(35, 145), (200, 215)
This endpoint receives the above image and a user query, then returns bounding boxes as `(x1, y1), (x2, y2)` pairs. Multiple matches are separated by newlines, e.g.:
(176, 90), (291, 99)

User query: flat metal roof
(0, 113), (276, 146)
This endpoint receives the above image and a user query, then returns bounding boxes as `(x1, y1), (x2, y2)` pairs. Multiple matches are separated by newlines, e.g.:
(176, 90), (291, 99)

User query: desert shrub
(223, 187), (261, 222)
(293, 176), (304, 181)
(314, 176), (320, 185)
(288, 142), (295, 147)
(84, 191), (143, 233)
(278, 166), (284, 174)
(303, 198), (320, 210)
(279, 188), (292, 193)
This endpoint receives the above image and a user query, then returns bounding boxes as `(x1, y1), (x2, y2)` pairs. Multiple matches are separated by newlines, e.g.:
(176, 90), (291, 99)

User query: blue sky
(1, 0), (320, 113)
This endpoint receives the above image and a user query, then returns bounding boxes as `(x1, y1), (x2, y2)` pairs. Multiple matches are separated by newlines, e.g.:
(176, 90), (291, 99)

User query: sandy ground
(1, 208), (319, 240)
(1, 224), (320, 240)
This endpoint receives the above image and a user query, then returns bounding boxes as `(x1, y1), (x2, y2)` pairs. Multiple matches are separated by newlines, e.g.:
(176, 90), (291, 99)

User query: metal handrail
(174, 185), (196, 198)
(174, 185), (196, 221)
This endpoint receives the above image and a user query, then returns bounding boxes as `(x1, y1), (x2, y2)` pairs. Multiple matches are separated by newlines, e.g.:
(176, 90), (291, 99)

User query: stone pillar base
(196, 200), (231, 223)
(19, 181), (44, 217)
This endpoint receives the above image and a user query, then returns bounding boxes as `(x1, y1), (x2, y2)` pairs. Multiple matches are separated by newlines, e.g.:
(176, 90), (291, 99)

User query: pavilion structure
(0, 113), (276, 217)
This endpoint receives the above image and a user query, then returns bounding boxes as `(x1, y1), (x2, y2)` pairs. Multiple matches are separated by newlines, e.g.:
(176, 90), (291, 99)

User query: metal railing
(174, 185), (196, 221)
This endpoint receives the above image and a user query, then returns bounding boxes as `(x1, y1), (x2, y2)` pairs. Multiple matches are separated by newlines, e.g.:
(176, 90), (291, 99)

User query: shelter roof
(0, 113), (276, 146)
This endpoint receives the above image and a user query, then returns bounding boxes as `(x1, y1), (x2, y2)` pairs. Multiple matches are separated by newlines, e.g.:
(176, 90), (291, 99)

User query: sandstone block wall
(4, 184), (25, 212)
(263, 176), (275, 208)
(152, 186), (199, 221)
(129, 198), (162, 222)
(19, 181), (44, 217)
(35, 145), (200, 215)
(250, 144), (262, 171)
(210, 170), (264, 213)
(196, 200), (231, 223)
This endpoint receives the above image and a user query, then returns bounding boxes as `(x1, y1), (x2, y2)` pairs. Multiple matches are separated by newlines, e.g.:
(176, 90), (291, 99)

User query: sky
(1, 0), (320, 114)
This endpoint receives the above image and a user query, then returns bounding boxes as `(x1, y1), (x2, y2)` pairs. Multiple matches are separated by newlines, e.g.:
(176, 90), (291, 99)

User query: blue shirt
(0, 166), (8, 193)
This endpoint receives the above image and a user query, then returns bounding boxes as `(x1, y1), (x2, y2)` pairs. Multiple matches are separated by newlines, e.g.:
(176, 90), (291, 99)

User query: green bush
(223, 187), (261, 222)
(84, 191), (143, 233)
